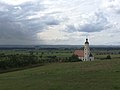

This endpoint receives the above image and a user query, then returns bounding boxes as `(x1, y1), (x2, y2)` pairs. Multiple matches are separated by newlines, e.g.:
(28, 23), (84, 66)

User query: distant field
(0, 59), (120, 90)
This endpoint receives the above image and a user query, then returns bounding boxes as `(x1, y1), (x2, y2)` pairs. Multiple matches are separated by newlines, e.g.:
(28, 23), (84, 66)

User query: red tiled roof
(73, 50), (84, 57)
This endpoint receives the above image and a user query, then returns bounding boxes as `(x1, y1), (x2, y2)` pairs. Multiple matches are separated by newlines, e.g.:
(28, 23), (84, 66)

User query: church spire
(85, 38), (89, 44)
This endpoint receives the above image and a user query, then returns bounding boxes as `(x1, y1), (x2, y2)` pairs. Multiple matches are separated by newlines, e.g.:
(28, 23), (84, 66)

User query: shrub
(106, 55), (111, 59)
(69, 55), (80, 62)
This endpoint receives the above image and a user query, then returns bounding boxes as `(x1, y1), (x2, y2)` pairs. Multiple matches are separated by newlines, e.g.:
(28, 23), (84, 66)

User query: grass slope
(0, 60), (120, 90)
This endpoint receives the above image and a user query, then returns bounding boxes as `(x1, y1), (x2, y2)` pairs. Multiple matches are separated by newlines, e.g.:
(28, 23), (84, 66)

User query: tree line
(0, 53), (80, 71)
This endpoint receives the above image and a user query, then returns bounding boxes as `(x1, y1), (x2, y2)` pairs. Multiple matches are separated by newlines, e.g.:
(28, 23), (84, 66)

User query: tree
(69, 55), (80, 62)
(106, 55), (111, 59)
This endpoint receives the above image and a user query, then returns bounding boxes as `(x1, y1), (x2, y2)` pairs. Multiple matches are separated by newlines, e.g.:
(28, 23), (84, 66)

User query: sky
(0, 0), (120, 45)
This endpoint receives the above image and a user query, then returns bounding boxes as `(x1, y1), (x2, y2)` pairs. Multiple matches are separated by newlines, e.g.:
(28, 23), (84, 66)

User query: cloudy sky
(0, 0), (120, 45)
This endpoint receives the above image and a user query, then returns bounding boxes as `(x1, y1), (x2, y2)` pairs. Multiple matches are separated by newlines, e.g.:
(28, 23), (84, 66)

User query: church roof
(74, 50), (84, 57)
(89, 53), (93, 57)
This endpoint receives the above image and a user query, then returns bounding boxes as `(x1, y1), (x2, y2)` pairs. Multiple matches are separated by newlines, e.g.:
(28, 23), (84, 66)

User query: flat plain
(0, 59), (120, 90)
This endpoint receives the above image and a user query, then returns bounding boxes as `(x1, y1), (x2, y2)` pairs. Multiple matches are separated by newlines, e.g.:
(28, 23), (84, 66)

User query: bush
(69, 55), (80, 62)
(106, 55), (111, 59)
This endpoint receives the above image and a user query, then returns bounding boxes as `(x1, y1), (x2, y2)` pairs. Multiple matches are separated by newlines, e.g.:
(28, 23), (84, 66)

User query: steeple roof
(85, 38), (89, 44)
(89, 53), (93, 57)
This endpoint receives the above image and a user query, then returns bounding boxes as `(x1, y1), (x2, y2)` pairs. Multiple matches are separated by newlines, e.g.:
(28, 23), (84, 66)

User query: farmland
(0, 45), (120, 72)
(0, 45), (120, 90)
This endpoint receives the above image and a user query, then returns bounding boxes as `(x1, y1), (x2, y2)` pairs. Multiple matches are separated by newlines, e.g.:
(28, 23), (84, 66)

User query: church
(74, 38), (94, 61)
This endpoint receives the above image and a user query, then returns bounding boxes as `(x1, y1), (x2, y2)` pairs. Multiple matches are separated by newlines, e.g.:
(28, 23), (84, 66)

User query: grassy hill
(0, 60), (120, 90)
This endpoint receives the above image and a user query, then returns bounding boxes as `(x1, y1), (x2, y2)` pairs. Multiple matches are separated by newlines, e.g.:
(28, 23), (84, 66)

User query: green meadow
(0, 59), (120, 90)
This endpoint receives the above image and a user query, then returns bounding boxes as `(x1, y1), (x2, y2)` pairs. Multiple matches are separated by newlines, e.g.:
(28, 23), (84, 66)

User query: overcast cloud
(0, 0), (120, 45)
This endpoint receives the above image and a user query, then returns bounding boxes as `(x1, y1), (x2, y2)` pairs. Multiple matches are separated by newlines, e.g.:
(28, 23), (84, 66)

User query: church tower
(74, 38), (94, 61)
(84, 38), (90, 61)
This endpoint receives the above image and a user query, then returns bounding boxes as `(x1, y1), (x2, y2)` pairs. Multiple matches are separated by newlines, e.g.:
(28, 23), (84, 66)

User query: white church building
(74, 38), (94, 61)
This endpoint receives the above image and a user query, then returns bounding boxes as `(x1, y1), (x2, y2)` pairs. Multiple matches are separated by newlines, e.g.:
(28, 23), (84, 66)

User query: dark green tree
(69, 55), (80, 62)
(106, 55), (111, 59)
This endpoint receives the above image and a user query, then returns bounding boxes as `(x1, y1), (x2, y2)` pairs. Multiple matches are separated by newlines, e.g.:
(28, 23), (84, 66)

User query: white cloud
(37, 25), (67, 41)
(101, 0), (120, 14)
(0, 0), (34, 5)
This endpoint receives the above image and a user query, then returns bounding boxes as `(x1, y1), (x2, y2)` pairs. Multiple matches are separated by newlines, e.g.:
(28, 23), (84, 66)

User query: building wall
(89, 57), (94, 61)
(84, 44), (90, 61)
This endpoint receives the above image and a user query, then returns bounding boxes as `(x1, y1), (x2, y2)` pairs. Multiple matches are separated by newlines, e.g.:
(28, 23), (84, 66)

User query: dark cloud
(41, 16), (60, 25)
(66, 11), (109, 33)
(0, 15), (39, 44)
(0, 6), (37, 44)
(0, 1), (61, 45)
